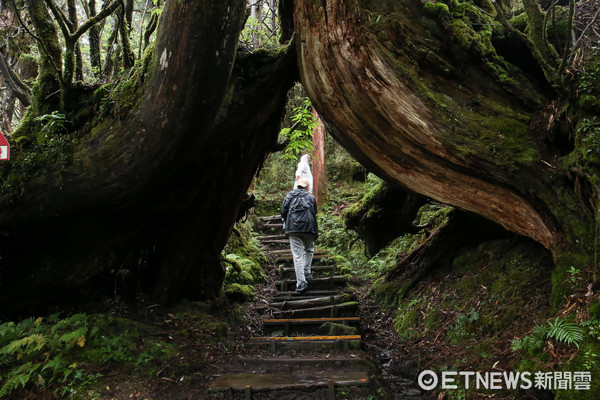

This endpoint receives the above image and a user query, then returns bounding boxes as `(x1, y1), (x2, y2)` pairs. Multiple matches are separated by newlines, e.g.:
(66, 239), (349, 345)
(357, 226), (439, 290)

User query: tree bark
(293, 0), (593, 257)
(0, 0), (298, 311)
(311, 108), (327, 207)
(25, 0), (63, 113)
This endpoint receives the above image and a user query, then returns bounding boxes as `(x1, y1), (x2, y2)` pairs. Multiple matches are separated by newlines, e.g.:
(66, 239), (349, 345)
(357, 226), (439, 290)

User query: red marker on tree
(0, 131), (9, 161)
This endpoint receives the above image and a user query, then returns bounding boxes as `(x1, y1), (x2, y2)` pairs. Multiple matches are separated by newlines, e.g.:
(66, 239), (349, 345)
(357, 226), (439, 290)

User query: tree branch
(71, 0), (120, 43)
(14, 0), (64, 85)
(44, 0), (73, 39)
(0, 51), (32, 106)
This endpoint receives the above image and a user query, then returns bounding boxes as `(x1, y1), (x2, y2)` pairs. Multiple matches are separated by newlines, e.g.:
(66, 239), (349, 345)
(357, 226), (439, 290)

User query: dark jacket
(281, 188), (318, 237)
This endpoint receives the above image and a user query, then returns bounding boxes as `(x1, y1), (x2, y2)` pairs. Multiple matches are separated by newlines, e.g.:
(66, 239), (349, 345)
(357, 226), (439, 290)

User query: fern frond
(0, 322), (16, 339)
(47, 313), (61, 324)
(58, 327), (88, 348)
(17, 317), (36, 332)
(0, 334), (47, 357)
(547, 317), (584, 349)
(51, 314), (88, 335)
(0, 361), (37, 397)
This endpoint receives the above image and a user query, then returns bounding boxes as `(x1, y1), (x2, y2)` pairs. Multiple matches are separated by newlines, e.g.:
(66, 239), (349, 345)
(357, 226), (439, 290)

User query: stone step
(247, 335), (362, 352)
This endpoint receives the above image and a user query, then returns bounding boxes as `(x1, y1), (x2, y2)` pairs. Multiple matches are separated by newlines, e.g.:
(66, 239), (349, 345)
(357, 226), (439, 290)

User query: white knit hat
(297, 178), (310, 188)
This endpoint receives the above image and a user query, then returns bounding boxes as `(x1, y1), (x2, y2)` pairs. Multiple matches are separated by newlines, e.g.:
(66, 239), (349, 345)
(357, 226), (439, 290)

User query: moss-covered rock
(224, 283), (255, 303)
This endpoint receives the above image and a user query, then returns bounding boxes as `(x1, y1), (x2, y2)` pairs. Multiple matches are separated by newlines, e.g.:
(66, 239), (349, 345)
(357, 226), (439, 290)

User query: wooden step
(269, 248), (328, 255)
(270, 301), (359, 319)
(207, 370), (369, 391)
(269, 294), (354, 310)
(247, 335), (362, 351)
(263, 317), (360, 336)
(263, 223), (283, 229)
(219, 355), (369, 372)
(257, 234), (287, 241)
(278, 265), (337, 279)
(274, 275), (348, 292)
(260, 239), (289, 245)
(274, 253), (333, 263)
(272, 289), (341, 301)
(257, 215), (281, 223)
(264, 317), (360, 326)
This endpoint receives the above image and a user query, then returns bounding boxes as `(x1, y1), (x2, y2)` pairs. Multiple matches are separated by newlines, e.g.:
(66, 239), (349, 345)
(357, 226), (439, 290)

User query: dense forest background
(0, 0), (600, 398)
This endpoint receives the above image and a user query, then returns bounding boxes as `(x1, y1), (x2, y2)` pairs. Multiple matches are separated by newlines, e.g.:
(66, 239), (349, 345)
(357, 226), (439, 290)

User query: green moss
(444, 240), (554, 343)
(393, 303), (420, 340)
(450, 19), (476, 49)
(320, 322), (358, 336)
(553, 340), (600, 399)
(508, 12), (528, 30)
(224, 283), (255, 303)
(472, 339), (495, 359)
(423, 1), (450, 17)
(550, 252), (590, 311)
(579, 94), (600, 112)
(589, 302), (600, 320)
(423, 310), (441, 332)
(413, 203), (453, 227)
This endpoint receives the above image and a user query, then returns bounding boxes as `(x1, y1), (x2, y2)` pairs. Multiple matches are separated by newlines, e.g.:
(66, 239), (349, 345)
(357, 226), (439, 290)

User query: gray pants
(289, 233), (316, 290)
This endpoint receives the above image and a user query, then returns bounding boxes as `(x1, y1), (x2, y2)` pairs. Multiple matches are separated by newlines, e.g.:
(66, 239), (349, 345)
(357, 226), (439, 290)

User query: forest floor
(72, 280), (549, 400)
(22, 266), (431, 399)
(37, 263), (550, 400)
(5, 216), (559, 399)
(80, 283), (431, 400)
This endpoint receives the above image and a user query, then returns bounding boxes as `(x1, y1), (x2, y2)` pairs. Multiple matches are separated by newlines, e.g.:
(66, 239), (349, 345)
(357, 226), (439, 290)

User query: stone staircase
(206, 215), (375, 399)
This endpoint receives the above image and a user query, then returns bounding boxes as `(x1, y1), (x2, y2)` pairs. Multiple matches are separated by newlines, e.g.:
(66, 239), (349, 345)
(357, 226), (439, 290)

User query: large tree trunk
(293, 0), (594, 257)
(0, 0), (297, 312)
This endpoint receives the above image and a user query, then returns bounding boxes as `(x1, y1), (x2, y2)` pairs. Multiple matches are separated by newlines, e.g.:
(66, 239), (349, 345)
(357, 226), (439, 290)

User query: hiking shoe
(305, 273), (313, 280)
(296, 284), (308, 294)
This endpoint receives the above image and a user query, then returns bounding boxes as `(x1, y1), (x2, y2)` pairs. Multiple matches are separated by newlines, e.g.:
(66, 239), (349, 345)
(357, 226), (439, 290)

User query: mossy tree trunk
(25, 0), (63, 114)
(0, 0), (297, 312)
(294, 0), (595, 259)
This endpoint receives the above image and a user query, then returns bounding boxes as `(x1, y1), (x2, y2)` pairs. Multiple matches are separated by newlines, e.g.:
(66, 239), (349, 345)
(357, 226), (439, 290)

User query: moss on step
(320, 322), (359, 336)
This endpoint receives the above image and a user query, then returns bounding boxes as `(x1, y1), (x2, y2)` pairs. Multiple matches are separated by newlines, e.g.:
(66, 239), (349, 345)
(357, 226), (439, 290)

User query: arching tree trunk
(293, 0), (594, 259)
(0, 0), (297, 312)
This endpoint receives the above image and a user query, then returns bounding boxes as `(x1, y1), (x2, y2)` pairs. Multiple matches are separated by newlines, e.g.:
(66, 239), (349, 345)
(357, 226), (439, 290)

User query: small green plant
(581, 318), (600, 340)
(34, 111), (69, 135)
(567, 266), (582, 287)
(582, 350), (598, 370)
(511, 324), (548, 355)
(513, 317), (584, 354)
(279, 97), (319, 160)
(546, 317), (584, 349)
(0, 314), (95, 398)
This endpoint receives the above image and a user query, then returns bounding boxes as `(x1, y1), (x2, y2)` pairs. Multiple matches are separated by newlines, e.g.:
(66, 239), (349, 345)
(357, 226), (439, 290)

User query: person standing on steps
(281, 177), (318, 293)
(294, 154), (313, 193)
